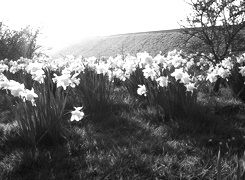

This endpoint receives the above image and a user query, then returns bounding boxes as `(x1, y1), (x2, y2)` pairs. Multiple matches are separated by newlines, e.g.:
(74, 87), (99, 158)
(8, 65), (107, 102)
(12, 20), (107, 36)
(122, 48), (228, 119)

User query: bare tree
(180, 0), (245, 92)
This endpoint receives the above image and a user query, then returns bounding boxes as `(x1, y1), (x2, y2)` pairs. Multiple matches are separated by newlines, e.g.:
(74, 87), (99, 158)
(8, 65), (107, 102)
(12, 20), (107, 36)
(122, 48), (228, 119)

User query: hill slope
(49, 29), (189, 58)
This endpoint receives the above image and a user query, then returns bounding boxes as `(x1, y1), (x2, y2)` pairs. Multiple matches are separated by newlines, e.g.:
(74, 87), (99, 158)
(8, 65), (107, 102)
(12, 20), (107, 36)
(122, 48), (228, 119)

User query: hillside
(49, 29), (188, 58)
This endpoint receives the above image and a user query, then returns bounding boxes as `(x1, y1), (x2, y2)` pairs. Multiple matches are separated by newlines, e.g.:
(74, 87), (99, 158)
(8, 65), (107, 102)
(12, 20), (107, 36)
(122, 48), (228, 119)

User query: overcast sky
(0, 0), (190, 50)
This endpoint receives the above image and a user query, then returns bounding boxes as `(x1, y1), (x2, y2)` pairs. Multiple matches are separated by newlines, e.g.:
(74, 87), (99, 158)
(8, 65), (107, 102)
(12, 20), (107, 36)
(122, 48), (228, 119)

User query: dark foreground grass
(1, 87), (245, 179)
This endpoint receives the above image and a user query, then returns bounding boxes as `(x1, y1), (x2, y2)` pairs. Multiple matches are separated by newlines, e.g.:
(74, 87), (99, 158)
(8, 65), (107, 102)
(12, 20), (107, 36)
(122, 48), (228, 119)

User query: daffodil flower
(70, 107), (84, 121)
(137, 84), (147, 96)
(21, 88), (38, 106)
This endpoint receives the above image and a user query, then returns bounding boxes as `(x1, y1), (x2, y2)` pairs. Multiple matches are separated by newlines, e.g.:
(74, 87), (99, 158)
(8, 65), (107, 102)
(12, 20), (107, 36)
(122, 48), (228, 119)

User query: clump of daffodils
(0, 75), (38, 106)
(205, 56), (235, 84)
(26, 62), (46, 84)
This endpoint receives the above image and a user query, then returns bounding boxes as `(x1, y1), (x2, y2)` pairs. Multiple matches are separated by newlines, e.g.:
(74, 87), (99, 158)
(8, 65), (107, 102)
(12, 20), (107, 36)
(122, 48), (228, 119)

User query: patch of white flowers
(0, 74), (38, 106)
(2, 50), (245, 120)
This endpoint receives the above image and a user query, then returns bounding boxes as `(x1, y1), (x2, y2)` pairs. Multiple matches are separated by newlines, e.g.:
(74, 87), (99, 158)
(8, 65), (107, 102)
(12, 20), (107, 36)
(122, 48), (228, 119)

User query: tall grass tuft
(228, 63), (245, 102)
(216, 149), (245, 180)
(145, 75), (197, 120)
(122, 66), (146, 103)
(217, 149), (222, 180)
(74, 67), (113, 114)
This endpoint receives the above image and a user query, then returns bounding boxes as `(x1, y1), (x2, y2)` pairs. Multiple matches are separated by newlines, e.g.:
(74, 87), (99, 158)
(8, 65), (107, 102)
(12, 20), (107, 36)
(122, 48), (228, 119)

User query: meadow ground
(0, 86), (245, 179)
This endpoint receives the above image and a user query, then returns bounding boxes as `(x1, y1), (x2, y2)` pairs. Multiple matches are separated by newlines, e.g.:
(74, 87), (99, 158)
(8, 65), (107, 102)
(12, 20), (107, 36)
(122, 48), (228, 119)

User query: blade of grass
(237, 155), (241, 180)
(217, 148), (221, 180)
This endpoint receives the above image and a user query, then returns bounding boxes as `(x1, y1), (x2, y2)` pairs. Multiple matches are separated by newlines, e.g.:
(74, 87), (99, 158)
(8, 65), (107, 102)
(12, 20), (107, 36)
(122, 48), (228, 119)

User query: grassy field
(49, 29), (188, 58)
(49, 27), (245, 60)
(0, 85), (245, 179)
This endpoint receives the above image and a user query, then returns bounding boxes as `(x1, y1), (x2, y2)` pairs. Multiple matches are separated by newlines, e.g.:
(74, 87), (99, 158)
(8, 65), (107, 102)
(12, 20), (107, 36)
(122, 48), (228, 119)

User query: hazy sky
(0, 0), (190, 50)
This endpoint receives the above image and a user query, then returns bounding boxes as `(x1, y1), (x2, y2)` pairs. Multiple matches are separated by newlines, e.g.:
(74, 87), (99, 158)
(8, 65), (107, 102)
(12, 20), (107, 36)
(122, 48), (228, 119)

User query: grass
(51, 27), (242, 59)
(1, 86), (245, 179)
(50, 29), (187, 58)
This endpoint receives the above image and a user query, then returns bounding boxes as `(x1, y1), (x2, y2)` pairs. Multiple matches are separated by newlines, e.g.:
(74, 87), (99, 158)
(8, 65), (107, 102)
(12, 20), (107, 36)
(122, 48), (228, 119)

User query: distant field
(49, 29), (188, 58)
